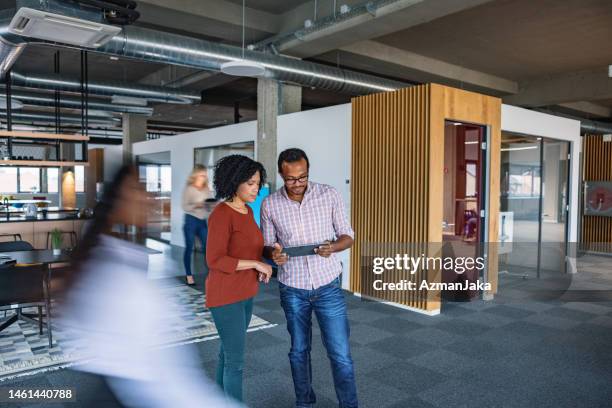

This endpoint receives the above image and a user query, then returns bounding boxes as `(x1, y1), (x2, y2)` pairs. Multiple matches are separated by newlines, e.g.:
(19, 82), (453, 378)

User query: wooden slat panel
(350, 85), (432, 310)
(581, 134), (612, 251)
(350, 84), (502, 312)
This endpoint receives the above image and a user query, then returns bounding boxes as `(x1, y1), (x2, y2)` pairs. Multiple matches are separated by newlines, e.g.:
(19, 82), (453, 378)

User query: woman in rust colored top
(206, 154), (272, 403)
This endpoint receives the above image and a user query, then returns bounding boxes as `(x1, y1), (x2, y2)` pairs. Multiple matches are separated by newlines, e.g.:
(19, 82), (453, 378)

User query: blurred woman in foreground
(59, 165), (241, 408)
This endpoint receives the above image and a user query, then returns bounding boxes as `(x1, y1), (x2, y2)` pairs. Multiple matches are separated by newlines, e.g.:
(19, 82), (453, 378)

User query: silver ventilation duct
(579, 119), (612, 135)
(0, 18), (25, 77)
(1, 111), (118, 125)
(4, 89), (153, 115)
(9, 71), (199, 104)
(95, 26), (407, 94)
(0, 5), (407, 95)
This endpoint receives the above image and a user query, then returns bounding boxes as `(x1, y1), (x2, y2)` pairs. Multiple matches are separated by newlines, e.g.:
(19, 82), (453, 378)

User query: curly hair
(213, 154), (266, 200)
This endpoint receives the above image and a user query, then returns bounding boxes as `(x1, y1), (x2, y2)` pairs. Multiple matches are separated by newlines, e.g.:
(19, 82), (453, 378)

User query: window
(145, 166), (160, 192)
(160, 165), (171, 192)
(75, 166), (85, 193)
(0, 167), (17, 193)
(47, 168), (59, 193)
(19, 167), (41, 193)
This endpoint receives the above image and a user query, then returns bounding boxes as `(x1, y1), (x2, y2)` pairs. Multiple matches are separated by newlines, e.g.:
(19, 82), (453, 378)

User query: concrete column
(257, 80), (302, 190)
(257, 78), (279, 191)
(280, 84), (302, 114)
(122, 114), (147, 164)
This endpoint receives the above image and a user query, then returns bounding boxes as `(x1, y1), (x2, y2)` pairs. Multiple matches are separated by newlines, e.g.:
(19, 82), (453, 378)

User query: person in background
(261, 148), (358, 408)
(59, 165), (241, 408)
(182, 164), (211, 285)
(206, 155), (273, 403)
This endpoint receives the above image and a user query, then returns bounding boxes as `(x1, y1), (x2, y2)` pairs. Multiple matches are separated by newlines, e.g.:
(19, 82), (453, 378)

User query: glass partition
(194, 142), (255, 198)
(498, 132), (570, 280)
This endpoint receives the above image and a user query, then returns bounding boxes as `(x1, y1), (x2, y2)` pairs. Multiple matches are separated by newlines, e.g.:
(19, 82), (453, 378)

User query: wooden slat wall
(351, 85), (432, 310)
(350, 84), (502, 313)
(582, 134), (612, 248)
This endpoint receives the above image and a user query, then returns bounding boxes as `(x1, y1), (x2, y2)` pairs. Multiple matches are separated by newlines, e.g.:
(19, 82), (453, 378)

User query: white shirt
(59, 235), (241, 408)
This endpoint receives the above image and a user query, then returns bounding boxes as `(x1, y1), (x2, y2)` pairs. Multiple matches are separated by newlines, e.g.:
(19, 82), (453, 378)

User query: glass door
(539, 139), (570, 275)
(442, 121), (486, 301)
(498, 133), (570, 281)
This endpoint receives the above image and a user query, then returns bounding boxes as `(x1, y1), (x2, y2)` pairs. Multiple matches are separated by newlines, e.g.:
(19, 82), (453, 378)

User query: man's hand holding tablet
(314, 240), (334, 258)
(271, 243), (289, 265)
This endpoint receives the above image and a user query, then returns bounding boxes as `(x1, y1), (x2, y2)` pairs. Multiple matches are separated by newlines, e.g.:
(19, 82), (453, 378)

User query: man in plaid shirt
(261, 148), (358, 408)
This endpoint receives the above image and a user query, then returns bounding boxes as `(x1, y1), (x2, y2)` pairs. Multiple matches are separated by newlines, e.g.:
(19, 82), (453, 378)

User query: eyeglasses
(284, 174), (308, 185)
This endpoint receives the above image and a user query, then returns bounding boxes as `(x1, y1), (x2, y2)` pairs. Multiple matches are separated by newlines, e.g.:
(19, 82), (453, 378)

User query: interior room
(0, 1), (611, 408)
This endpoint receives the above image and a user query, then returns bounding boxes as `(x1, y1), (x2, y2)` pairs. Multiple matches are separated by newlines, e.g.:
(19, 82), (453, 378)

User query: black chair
(0, 233), (22, 242)
(0, 263), (53, 347)
(0, 240), (34, 252)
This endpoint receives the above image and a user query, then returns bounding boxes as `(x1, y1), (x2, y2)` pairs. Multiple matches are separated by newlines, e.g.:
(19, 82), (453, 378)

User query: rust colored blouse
(205, 203), (263, 308)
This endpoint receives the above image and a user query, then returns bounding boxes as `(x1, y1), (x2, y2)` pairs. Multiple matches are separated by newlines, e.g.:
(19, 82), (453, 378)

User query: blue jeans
(183, 214), (207, 276)
(209, 297), (253, 402)
(279, 277), (358, 408)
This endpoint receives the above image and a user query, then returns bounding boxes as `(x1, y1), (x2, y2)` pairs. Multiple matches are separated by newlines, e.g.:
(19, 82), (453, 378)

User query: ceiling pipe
(579, 119), (612, 135)
(9, 71), (200, 104)
(0, 9), (407, 95)
(1, 111), (118, 125)
(95, 26), (407, 94)
(5, 89), (154, 115)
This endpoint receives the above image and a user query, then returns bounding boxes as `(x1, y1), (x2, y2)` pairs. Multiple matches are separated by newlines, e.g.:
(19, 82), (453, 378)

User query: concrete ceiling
(375, 0), (612, 81)
(225, 0), (312, 14)
(9, 0), (612, 136)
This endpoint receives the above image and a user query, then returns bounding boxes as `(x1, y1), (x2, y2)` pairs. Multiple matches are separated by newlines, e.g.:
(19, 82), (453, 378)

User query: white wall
(277, 104), (352, 288)
(131, 105), (353, 286)
(133, 122), (257, 246)
(501, 104), (582, 243)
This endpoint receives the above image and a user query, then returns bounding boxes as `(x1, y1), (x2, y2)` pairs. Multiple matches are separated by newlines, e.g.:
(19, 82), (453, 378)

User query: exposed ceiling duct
(1, 111), (118, 125)
(93, 26), (408, 94)
(0, 19), (25, 77)
(0, 5), (408, 95)
(9, 71), (200, 104)
(3, 89), (153, 115)
(579, 119), (612, 135)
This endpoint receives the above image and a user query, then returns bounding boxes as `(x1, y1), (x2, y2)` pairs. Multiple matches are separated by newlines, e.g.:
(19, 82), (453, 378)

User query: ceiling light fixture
(220, 0), (264, 77)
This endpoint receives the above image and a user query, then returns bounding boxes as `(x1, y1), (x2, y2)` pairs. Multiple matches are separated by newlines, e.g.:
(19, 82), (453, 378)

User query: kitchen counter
(0, 216), (89, 249)
(0, 212), (86, 223)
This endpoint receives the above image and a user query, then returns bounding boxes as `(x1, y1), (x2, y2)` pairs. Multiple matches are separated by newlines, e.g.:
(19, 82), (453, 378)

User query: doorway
(137, 151), (172, 243)
(442, 121), (487, 301)
(498, 132), (571, 280)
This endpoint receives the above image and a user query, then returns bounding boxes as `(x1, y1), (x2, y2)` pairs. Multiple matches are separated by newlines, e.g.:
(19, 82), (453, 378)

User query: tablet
(282, 244), (323, 257)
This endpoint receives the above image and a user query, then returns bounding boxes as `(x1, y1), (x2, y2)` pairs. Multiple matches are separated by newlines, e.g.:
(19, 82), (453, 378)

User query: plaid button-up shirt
(260, 182), (354, 290)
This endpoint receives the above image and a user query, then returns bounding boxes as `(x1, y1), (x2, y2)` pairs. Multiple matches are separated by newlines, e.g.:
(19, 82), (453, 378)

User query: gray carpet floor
(2, 246), (611, 408)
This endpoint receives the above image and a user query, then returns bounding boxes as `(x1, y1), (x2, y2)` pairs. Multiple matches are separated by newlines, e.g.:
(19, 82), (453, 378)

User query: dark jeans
(209, 297), (254, 402)
(182, 214), (207, 276)
(279, 277), (358, 408)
